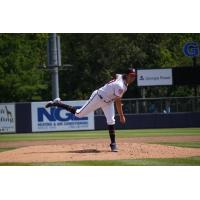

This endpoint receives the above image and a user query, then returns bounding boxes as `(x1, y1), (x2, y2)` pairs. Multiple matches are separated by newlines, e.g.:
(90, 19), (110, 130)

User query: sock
(108, 125), (116, 144)
(55, 102), (76, 114)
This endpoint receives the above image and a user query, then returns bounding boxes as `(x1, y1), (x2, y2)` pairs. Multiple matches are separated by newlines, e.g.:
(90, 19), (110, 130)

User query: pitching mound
(0, 142), (200, 163)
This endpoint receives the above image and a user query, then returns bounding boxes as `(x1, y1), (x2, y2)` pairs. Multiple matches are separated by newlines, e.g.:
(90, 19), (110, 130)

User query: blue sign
(31, 101), (94, 132)
(38, 107), (88, 122)
(183, 42), (199, 57)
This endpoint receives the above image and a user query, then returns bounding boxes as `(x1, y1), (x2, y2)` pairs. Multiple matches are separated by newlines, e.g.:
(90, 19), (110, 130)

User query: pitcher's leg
(46, 100), (76, 114)
(46, 91), (101, 118)
(101, 102), (115, 125)
(75, 91), (101, 118)
(102, 103), (118, 152)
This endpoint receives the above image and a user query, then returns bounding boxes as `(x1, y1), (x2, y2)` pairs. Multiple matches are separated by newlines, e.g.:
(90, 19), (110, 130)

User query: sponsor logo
(38, 106), (88, 122)
(0, 106), (14, 122)
(0, 105), (15, 132)
(183, 42), (199, 57)
(137, 69), (172, 86)
(139, 76), (170, 81)
(139, 75), (144, 80)
(31, 101), (94, 132)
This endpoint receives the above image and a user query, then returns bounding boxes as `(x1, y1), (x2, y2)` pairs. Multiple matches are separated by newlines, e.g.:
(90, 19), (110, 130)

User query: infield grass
(152, 141), (200, 148)
(0, 128), (200, 142)
(0, 157), (200, 166)
(0, 147), (17, 152)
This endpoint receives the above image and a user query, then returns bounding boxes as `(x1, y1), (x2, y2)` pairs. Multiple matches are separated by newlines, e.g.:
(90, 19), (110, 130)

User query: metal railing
(94, 96), (200, 115)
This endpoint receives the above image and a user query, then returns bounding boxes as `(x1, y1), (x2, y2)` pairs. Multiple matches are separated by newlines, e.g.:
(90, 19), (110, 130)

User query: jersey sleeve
(114, 85), (124, 98)
(115, 74), (121, 79)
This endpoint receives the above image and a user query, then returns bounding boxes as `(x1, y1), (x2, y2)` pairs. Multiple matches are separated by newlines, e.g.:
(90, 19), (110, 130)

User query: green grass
(0, 128), (200, 142)
(0, 147), (17, 152)
(1, 157), (200, 166)
(153, 141), (200, 148)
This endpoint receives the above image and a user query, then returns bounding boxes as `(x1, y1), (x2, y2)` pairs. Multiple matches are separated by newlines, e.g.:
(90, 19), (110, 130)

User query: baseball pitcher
(46, 68), (137, 152)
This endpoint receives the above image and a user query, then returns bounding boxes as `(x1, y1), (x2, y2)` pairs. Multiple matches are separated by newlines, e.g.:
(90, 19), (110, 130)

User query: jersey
(98, 74), (127, 102)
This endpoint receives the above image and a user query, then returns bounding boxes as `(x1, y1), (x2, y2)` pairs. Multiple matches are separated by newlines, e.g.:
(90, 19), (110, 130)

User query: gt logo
(183, 42), (199, 57)
(38, 107), (88, 122)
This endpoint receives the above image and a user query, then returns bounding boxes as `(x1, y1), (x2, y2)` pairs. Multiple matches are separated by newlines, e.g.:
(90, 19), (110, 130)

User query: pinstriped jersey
(98, 74), (127, 102)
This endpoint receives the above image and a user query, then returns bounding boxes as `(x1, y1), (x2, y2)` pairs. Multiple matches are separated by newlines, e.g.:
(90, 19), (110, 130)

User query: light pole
(47, 33), (61, 99)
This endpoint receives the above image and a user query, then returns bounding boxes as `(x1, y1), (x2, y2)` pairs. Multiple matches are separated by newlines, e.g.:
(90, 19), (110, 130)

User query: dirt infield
(0, 136), (200, 163)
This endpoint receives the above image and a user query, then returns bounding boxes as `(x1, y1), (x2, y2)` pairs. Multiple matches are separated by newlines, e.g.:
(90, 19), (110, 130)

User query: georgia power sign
(137, 69), (173, 86)
(31, 101), (94, 132)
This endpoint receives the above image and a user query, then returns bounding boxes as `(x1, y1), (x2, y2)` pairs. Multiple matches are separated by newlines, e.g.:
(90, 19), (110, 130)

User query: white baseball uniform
(75, 74), (127, 125)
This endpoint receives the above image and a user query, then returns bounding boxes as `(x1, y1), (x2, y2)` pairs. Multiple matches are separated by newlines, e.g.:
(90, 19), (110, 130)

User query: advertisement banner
(0, 104), (16, 133)
(31, 101), (94, 132)
(137, 69), (173, 86)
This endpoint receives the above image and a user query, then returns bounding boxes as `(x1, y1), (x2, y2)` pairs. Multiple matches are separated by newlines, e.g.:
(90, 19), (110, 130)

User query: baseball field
(0, 127), (200, 166)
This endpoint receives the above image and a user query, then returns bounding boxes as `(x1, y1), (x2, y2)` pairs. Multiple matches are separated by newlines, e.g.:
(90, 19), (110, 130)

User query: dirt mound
(0, 142), (200, 163)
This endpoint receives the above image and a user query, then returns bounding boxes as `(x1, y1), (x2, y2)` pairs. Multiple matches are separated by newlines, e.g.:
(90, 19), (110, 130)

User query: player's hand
(119, 115), (126, 124)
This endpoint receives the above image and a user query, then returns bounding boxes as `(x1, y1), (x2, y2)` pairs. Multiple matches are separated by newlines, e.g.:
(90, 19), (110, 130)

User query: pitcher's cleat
(45, 98), (62, 108)
(45, 101), (55, 108)
(53, 97), (61, 103)
(110, 143), (118, 152)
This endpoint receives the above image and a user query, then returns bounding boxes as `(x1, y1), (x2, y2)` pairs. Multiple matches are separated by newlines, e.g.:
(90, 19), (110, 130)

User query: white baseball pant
(75, 90), (115, 125)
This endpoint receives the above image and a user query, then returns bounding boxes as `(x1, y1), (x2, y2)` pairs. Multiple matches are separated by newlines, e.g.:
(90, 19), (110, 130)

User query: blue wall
(15, 103), (32, 133)
(95, 112), (200, 130)
(10, 102), (200, 133)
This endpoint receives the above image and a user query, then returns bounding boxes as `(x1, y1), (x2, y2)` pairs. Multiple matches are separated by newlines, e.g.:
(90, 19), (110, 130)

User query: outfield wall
(95, 112), (200, 130)
(0, 102), (200, 133)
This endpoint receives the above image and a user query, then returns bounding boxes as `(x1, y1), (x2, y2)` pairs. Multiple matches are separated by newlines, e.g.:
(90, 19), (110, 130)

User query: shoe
(110, 143), (118, 152)
(45, 101), (55, 108)
(45, 97), (61, 108)
(53, 97), (61, 103)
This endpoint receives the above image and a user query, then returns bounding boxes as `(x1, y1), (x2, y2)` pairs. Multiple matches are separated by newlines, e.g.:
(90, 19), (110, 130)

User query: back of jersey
(98, 74), (127, 102)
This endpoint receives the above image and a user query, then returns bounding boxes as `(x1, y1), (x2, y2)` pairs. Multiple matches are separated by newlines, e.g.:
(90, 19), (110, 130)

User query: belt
(97, 91), (112, 103)
(98, 93), (103, 99)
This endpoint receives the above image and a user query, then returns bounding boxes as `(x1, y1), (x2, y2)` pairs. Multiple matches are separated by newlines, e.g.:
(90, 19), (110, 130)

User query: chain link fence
(95, 96), (200, 115)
